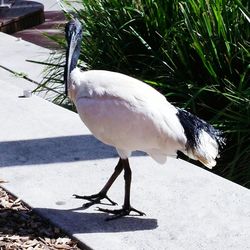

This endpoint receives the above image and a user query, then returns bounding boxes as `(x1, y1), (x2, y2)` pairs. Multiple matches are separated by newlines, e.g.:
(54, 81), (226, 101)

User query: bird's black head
(64, 18), (83, 96)
(65, 18), (82, 46)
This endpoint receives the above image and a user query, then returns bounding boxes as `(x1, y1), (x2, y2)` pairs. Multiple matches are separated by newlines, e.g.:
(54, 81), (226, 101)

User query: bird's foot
(97, 206), (146, 220)
(73, 193), (117, 209)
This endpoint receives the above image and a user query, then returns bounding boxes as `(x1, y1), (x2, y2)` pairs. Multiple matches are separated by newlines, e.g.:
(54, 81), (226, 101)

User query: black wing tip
(176, 108), (226, 151)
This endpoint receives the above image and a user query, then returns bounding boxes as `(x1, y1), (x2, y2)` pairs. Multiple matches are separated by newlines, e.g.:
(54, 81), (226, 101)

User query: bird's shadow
(34, 206), (158, 234)
(0, 134), (146, 167)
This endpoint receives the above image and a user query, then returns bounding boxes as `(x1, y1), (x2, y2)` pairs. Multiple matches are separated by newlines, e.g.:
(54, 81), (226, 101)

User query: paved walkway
(0, 1), (250, 249)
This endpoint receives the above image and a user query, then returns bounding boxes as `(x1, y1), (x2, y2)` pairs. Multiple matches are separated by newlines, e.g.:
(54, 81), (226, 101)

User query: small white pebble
(23, 89), (32, 98)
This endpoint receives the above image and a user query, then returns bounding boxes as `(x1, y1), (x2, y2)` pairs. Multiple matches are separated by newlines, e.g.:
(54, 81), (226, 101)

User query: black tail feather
(176, 108), (225, 152)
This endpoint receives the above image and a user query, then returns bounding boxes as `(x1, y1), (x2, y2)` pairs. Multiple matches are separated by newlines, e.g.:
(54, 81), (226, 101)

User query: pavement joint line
(0, 64), (62, 95)
(0, 64), (39, 85)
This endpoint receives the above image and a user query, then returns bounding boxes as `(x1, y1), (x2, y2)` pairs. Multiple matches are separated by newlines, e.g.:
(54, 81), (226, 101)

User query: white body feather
(69, 68), (187, 164)
(69, 68), (220, 167)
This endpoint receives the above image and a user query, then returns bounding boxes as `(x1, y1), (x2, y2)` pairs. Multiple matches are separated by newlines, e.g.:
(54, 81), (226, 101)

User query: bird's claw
(73, 193), (117, 208)
(97, 206), (146, 220)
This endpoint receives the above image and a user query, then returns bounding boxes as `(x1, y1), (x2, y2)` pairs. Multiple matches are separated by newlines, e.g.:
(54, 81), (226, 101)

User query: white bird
(64, 19), (225, 220)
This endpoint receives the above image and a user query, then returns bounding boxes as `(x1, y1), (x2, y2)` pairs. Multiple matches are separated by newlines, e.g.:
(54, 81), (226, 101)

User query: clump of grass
(175, 0), (250, 186)
(35, 0), (250, 187)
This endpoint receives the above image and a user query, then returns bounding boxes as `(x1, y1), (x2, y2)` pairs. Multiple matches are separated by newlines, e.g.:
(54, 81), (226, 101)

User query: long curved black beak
(65, 32), (76, 96)
(64, 19), (82, 96)
(64, 37), (73, 96)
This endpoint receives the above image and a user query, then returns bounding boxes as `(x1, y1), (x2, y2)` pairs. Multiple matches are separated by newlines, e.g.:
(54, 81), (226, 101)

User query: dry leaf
(0, 187), (80, 250)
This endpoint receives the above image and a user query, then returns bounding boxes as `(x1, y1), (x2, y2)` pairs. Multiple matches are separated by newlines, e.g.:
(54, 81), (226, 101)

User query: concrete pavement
(0, 7), (250, 250)
(0, 31), (60, 100)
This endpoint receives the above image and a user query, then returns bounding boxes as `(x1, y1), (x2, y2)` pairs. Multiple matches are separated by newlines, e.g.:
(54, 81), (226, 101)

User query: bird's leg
(98, 159), (145, 220)
(73, 158), (124, 208)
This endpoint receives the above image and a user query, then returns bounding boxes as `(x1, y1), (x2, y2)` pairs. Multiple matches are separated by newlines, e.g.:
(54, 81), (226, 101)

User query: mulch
(0, 181), (82, 250)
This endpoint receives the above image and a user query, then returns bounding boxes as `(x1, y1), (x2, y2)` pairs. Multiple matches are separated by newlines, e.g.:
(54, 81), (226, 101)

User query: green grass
(35, 0), (250, 188)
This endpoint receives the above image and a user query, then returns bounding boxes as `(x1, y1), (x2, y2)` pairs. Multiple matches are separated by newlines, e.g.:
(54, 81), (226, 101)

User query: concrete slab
(0, 31), (51, 83)
(0, 31), (60, 99)
(0, 66), (37, 92)
(0, 80), (250, 249)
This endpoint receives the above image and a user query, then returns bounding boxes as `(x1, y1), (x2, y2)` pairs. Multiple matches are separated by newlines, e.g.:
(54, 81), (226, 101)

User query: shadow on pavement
(35, 207), (158, 233)
(0, 134), (146, 167)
